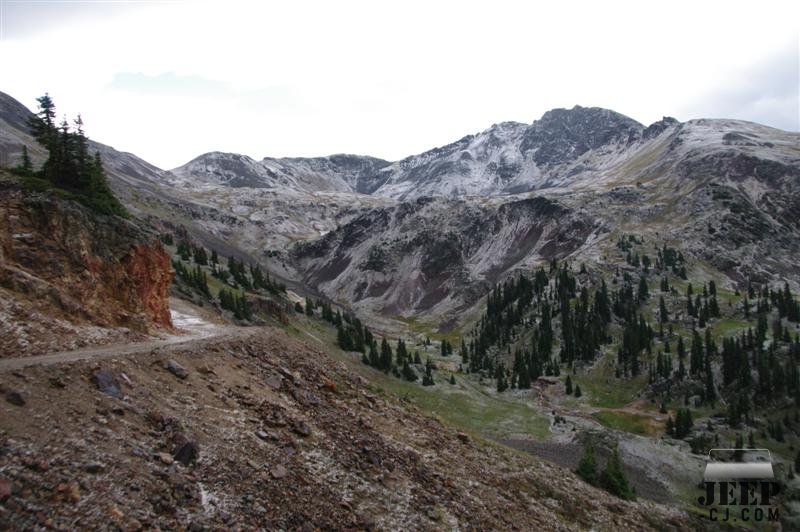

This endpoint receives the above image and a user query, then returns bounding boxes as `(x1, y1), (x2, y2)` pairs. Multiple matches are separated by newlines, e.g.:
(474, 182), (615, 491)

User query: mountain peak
(520, 105), (643, 164)
(538, 105), (642, 128)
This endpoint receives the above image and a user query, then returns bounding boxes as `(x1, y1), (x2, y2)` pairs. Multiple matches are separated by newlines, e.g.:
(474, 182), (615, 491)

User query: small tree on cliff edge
(28, 93), (127, 217)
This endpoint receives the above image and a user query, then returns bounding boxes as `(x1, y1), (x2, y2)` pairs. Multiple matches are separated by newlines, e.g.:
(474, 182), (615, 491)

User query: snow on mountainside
(163, 105), (799, 203)
(288, 113), (799, 325)
(2, 89), (798, 327)
(371, 121), (531, 198)
(369, 106), (644, 198)
(291, 195), (596, 321)
(372, 107), (800, 200)
(169, 151), (390, 193)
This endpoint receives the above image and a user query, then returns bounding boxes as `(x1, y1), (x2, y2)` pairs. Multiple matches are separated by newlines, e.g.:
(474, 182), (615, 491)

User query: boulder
(91, 369), (122, 398)
(173, 441), (199, 466)
(165, 360), (189, 380)
(84, 462), (105, 474)
(5, 390), (25, 406)
(270, 464), (288, 479)
(292, 421), (312, 437)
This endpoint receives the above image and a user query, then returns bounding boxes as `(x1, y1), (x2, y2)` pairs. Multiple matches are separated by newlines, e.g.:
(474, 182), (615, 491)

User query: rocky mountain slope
(0, 172), (173, 357)
(0, 93), (390, 281)
(1, 88), (798, 529)
(0, 327), (691, 530)
(1, 89), (798, 327)
(292, 196), (596, 320)
(170, 152), (391, 193)
(287, 113), (799, 325)
(370, 107), (799, 200)
(369, 107), (641, 198)
(166, 105), (800, 204)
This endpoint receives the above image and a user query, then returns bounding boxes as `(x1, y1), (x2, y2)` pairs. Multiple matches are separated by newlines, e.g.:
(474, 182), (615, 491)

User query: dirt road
(0, 298), (253, 372)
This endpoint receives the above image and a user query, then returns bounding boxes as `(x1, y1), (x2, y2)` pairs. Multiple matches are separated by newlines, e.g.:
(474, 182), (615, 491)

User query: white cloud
(1, 0), (798, 168)
(677, 40), (799, 132)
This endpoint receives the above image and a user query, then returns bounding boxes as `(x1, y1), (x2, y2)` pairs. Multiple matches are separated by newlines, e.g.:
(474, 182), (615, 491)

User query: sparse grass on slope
(592, 410), (656, 436)
(289, 316), (551, 440)
(579, 350), (646, 409)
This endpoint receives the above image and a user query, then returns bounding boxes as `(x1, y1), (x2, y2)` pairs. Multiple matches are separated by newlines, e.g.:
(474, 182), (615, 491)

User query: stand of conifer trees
(21, 94), (127, 216)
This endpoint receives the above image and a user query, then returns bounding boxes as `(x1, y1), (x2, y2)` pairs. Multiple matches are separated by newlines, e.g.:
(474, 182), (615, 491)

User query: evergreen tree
(85, 152), (127, 216)
(460, 339), (469, 365)
(368, 342), (380, 367)
(422, 358), (435, 386)
(28, 93), (56, 153)
(13, 145), (33, 176)
(193, 246), (208, 265)
(576, 440), (598, 485)
(659, 296), (669, 323)
(565, 374), (573, 395)
(401, 361), (418, 382)
(336, 324), (353, 351)
(600, 446), (635, 500)
(27, 95), (126, 216)
(674, 408), (694, 438)
(177, 241), (191, 261)
(638, 276), (649, 301)
(395, 338), (408, 366)
(379, 338), (393, 373)
(574, 384), (582, 398)
(660, 276), (670, 292)
(495, 363), (508, 392)
(690, 330), (704, 376)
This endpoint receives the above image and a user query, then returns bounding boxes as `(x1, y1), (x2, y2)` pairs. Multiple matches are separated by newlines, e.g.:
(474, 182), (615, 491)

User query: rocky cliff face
(291, 195), (596, 323)
(0, 174), (173, 356)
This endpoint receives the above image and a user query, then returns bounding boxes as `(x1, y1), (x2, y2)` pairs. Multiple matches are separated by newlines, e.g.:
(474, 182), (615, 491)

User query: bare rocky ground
(0, 327), (694, 531)
(0, 286), (150, 359)
(499, 438), (673, 504)
(0, 297), (227, 364)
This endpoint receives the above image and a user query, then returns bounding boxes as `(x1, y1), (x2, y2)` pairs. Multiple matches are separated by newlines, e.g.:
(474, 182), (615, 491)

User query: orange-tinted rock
(0, 181), (174, 337)
(122, 244), (173, 328)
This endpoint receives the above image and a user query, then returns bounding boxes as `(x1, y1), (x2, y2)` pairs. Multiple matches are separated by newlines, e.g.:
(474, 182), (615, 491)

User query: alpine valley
(1, 88), (799, 530)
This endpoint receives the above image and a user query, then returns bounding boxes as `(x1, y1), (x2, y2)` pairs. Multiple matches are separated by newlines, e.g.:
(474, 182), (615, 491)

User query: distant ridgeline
(10, 93), (127, 217)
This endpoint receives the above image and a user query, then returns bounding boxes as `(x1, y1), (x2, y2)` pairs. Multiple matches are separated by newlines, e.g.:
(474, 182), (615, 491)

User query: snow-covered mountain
(370, 106), (800, 201)
(166, 105), (800, 204)
(169, 151), (390, 193)
(287, 112), (799, 322)
(371, 107), (645, 198)
(2, 90), (798, 327)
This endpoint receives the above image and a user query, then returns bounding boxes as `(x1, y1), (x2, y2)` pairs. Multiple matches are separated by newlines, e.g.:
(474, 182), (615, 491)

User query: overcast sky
(1, 0), (798, 169)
